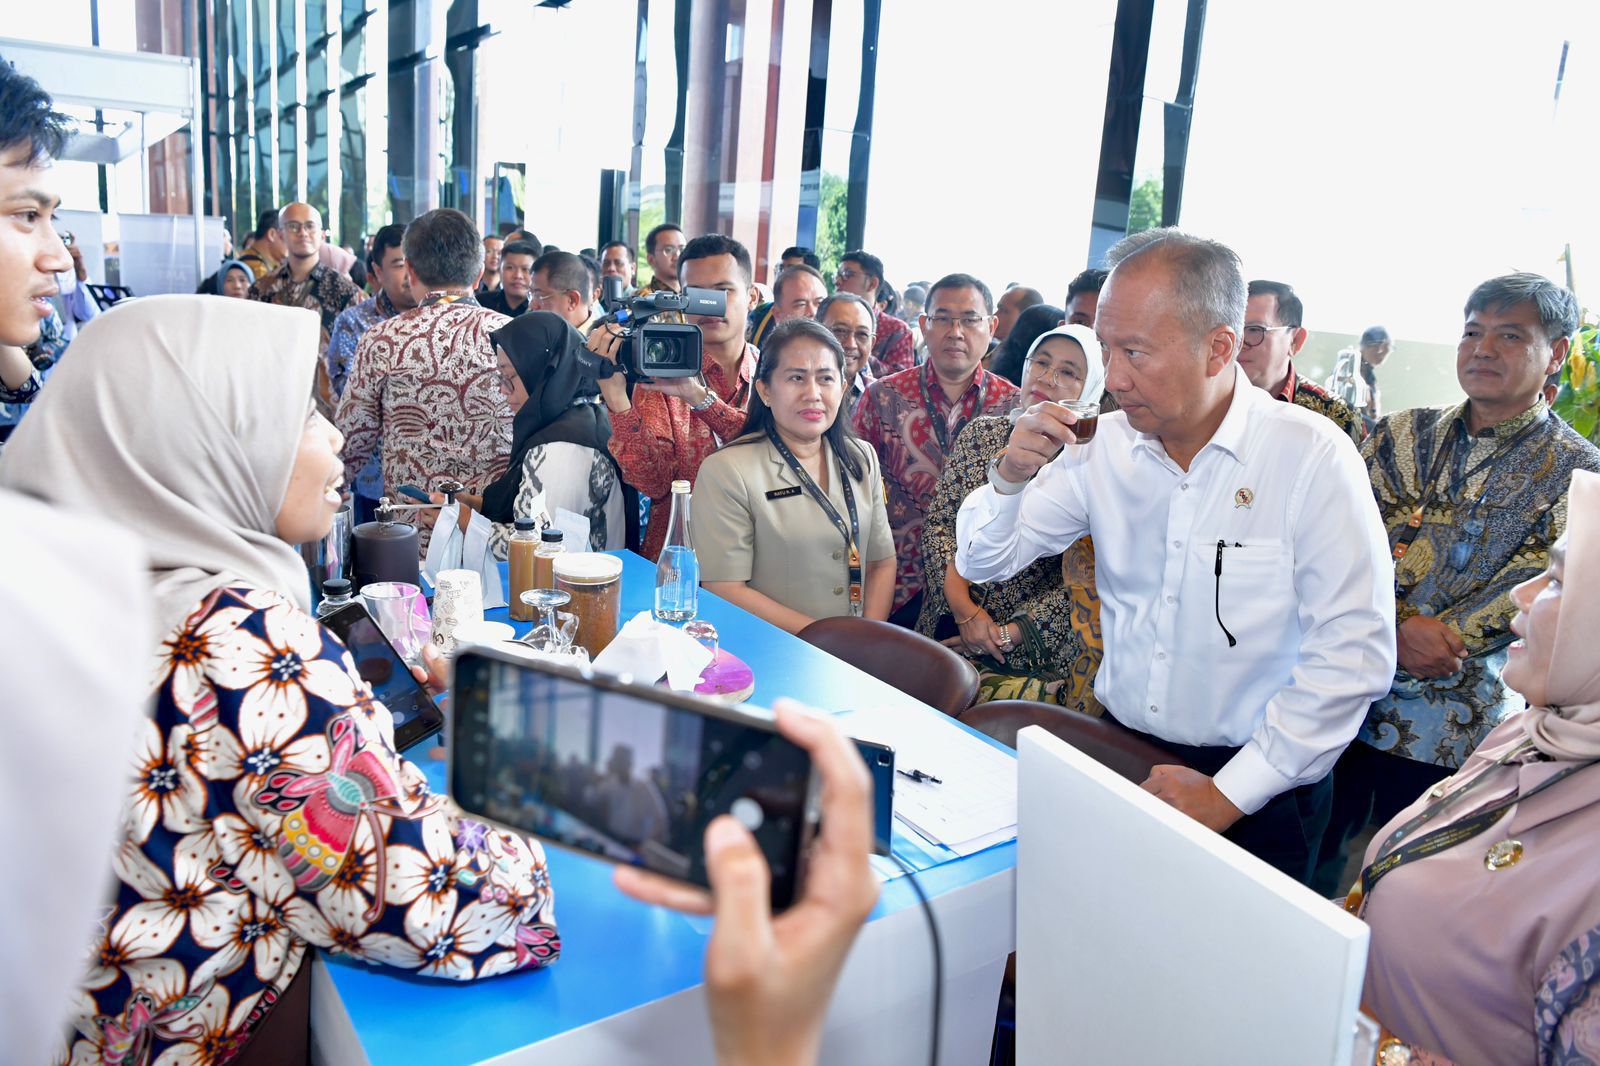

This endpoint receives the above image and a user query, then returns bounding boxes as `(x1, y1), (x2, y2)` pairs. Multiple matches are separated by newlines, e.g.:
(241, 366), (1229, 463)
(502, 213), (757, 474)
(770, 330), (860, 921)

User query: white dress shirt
(957, 364), (1396, 814)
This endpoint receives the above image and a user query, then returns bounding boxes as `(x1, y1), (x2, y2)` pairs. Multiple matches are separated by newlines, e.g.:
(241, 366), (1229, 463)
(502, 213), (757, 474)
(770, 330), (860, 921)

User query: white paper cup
(432, 569), (485, 655)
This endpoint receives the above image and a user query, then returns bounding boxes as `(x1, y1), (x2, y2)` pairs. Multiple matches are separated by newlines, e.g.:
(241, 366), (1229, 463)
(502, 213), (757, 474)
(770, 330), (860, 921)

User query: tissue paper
(592, 611), (714, 690)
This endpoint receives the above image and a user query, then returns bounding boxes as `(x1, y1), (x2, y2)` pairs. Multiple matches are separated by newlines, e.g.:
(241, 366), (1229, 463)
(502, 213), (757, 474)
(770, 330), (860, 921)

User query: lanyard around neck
(767, 430), (862, 615)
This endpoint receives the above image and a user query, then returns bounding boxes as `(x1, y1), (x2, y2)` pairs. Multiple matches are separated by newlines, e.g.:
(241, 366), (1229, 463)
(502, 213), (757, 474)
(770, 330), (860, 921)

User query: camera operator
(588, 234), (759, 560)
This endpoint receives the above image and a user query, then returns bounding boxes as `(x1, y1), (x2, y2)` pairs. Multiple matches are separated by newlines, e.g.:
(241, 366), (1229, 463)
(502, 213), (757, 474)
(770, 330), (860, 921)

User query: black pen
(897, 767), (942, 785)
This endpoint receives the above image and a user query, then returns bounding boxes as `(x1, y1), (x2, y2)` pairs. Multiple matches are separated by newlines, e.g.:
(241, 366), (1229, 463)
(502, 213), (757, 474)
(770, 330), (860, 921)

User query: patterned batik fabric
(606, 344), (756, 561)
(870, 309), (916, 378)
(915, 415), (1103, 715)
(246, 262), (363, 359)
(1538, 923), (1600, 1065)
(335, 299), (514, 556)
(61, 584), (558, 1066)
(1277, 362), (1363, 444)
(852, 362), (1019, 612)
(488, 440), (626, 558)
(1359, 401), (1600, 767)
(326, 291), (401, 501)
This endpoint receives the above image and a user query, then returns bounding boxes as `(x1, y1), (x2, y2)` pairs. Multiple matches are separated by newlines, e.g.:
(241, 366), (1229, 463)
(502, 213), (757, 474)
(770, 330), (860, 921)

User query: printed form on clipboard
(838, 703), (1017, 856)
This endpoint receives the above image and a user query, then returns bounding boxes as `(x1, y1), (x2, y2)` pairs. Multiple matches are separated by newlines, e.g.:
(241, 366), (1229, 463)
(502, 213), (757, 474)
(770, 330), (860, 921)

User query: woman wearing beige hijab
(0, 296), (559, 1064)
(1354, 469), (1600, 1065)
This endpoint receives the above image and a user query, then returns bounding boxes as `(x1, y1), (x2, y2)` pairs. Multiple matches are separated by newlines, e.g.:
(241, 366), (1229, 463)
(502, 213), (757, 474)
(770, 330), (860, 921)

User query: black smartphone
(319, 602), (445, 753)
(449, 646), (822, 911)
(853, 737), (895, 856)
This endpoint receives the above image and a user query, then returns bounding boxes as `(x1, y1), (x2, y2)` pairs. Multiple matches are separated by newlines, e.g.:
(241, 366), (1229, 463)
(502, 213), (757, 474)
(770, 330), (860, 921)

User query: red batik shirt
(870, 309), (917, 378)
(852, 361), (1020, 611)
(608, 344), (758, 560)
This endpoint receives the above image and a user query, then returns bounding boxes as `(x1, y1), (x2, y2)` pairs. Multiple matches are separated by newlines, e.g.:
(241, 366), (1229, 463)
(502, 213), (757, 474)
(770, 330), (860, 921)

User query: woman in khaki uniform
(694, 317), (895, 633)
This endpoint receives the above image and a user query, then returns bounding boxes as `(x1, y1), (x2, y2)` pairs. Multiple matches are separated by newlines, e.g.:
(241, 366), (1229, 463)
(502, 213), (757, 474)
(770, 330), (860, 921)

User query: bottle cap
(541, 528), (565, 543)
(671, 479), (691, 493)
(322, 578), (351, 597)
(514, 517), (538, 531)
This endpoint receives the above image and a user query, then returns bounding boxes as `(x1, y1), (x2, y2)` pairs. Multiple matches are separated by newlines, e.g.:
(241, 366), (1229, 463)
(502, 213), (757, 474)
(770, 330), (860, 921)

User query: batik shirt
(1359, 401), (1600, 766)
(326, 290), (401, 501)
(607, 344), (756, 560)
(1276, 361), (1362, 444)
(870, 309), (916, 378)
(852, 361), (1019, 611)
(62, 584), (558, 1065)
(335, 293), (513, 555)
(247, 261), (363, 360)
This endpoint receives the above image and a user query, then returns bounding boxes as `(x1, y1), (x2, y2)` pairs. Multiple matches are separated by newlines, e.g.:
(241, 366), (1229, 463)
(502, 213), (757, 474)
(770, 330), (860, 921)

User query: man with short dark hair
(641, 223), (687, 295)
(337, 208), (512, 555)
(247, 201), (363, 411)
(530, 249), (593, 331)
(0, 58), (73, 421)
(1063, 267), (1107, 326)
(780, 245), (821, 270)
(960, 228), (1396, 884)
(747, 264), (827, 348)
(853, 272), (1020, 626)
(994, 286), (1042, 345)
(481, 239), (538, 318)
(476, 234), (504, 298)
(1242, 280), (1360, 443)
(835, 249), (916, 376)
(326, 223), (416, 522)
(600, 240), (637, 289)
(1312, 272), (1600, 893)
(236, 208), (287, 281)
(591, 233), (759, 558)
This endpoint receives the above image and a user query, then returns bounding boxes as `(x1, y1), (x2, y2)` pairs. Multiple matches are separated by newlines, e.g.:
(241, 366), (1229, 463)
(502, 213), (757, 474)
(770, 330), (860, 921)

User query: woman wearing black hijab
(458, 311), (629, 553)
(987, 302), (1065, 385)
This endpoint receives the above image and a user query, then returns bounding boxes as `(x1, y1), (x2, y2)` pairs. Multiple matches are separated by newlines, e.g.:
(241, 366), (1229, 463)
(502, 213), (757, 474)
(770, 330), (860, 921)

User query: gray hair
(1464, 273), (1580, 344)
(403, 208), (484, 288)
(1105, 227), (1246, 341)
(816, 291), (876, 328)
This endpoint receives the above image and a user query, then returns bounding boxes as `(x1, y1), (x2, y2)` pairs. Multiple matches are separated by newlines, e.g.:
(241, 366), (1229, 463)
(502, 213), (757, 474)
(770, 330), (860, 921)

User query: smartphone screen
(320, 603), (444, 752)
(450, 649), (818, 910)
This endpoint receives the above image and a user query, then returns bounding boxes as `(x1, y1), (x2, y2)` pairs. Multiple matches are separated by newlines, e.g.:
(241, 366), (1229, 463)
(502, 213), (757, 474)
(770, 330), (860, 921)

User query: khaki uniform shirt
(693, 434), (895, 621)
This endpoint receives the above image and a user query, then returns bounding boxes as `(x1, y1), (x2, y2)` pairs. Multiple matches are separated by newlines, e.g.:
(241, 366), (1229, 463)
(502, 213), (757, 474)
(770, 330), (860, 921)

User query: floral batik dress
(61, 584), (559, 1065)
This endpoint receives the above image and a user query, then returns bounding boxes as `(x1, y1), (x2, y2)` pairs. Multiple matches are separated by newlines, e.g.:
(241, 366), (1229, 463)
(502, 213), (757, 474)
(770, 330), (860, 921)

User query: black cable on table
(887, 851), (943, 1066)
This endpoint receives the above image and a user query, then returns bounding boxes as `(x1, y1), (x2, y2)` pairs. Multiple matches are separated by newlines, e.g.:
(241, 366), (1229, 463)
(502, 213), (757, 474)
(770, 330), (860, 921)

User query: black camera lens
(645, 338), (672, 366)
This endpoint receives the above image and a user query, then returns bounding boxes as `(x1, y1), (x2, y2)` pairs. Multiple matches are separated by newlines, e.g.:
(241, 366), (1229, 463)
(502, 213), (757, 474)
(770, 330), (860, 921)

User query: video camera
(580, 275), (727, 386)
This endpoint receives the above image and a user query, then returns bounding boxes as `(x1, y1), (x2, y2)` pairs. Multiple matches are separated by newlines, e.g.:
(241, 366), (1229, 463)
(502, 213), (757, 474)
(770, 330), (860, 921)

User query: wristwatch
(1377, 1037), (1413, 1065)
(689, 388), (717, 412)
(986, 450), (1030, 495)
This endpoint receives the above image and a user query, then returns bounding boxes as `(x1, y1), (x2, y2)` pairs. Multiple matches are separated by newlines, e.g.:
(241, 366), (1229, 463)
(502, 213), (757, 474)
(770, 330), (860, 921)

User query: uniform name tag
(765, 486), (803, 501)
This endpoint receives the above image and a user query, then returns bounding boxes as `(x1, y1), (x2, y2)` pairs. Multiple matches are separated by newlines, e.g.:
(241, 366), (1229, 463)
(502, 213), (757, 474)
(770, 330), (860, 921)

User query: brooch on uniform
(1234, 487), (1254, 509)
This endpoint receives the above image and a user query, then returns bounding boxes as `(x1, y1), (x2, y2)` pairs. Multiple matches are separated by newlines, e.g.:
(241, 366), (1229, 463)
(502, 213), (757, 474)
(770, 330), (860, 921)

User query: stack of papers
(839, 703), (1017, 856)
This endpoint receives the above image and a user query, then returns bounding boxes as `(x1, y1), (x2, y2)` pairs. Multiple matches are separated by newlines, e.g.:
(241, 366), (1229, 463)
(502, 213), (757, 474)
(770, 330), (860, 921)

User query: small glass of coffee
(554, 553), (624, 656)
(1059, 399), (1100, 443)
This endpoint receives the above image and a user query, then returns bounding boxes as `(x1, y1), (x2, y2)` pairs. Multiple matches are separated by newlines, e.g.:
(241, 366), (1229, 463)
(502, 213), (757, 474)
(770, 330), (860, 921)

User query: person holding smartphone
(615, 700), (880, 1066)
(0, 296), (561, 1064)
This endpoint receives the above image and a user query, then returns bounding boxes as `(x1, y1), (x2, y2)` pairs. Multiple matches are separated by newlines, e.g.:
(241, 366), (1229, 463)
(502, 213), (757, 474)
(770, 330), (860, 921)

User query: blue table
(311, 552), (1016, 1066)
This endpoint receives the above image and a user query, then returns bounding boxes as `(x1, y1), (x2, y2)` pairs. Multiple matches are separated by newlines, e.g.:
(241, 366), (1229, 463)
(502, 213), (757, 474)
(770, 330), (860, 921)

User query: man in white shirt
(957, 228), (1396, 883)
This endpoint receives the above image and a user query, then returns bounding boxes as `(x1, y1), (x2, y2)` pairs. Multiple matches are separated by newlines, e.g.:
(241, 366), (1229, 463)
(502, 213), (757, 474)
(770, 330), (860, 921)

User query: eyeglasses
(531, 288), (575, 306)
(281, 221), (321, 235)
(654, 245), (685, 257)
(828, 325), (875, 348)
(1025, 355), (1082, 388)
(1240, 324), (1295, 348)
(925, 313), (989, 332)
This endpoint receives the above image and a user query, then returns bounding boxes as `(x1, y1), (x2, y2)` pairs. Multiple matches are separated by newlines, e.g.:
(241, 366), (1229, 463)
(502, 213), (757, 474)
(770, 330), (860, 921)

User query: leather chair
(796, 617), (979, 718)
(958, 699), (1184, 784)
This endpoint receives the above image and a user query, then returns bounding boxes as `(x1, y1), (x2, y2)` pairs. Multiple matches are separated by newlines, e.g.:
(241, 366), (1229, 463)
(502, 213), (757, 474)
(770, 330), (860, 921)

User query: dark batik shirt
(1360, 400), (1600, 766)
(1276, 361), (1362, 444)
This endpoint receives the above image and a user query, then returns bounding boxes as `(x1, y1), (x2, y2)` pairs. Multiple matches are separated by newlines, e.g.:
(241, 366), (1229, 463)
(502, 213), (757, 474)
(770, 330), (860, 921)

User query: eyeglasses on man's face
(925, 313), (990, 332)
(281, 221), (321, 235)
(1240, 324), (1295, 348)
(654, 245), (686, 258)
(828, 325), (874, 348)
(531, 288), (574, 306)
